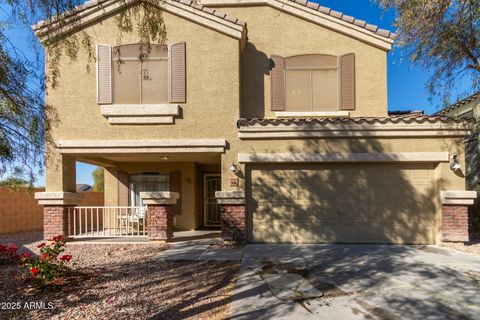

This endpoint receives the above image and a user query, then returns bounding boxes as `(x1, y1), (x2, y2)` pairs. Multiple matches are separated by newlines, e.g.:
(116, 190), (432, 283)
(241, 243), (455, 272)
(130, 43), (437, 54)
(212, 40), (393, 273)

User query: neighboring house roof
(76, 184), (93, 192)
(33, 0), (246, 45)
(237, 115), (465, 127)
(200, 0), (396, 50)
(436, 91), (480, 116)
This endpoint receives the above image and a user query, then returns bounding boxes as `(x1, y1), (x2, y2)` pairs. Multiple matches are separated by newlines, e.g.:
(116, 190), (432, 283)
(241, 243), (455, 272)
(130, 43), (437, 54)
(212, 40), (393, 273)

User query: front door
(204, 174), (222, 227)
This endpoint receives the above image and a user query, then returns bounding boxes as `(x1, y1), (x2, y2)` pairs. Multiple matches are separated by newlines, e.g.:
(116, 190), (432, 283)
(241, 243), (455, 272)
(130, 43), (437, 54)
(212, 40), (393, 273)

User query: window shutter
(270, 55), (285, 111)
(118, 171), (129, 206)
(169, 42), (186, 103)
(96, 44), (112, 104)
(339, 53), (356, 110)
(170, 170), (182, 215)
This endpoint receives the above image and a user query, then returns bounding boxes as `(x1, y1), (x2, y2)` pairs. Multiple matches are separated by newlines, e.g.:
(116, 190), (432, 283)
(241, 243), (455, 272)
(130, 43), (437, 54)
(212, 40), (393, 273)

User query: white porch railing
(67, 207), (147, 238)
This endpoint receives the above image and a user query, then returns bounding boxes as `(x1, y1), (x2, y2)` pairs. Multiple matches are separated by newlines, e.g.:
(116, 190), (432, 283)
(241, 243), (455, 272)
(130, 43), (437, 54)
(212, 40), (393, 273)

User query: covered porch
(35, 139), (239, 242)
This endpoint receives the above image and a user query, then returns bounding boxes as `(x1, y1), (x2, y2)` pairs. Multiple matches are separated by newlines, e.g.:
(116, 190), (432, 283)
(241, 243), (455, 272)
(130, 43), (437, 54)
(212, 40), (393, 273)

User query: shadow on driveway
(233, 244), (480, 320)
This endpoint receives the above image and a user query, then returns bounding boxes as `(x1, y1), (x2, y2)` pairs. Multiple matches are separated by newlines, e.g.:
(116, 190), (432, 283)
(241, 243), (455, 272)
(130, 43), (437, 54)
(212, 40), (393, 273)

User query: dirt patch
(441, 240), (480, 257)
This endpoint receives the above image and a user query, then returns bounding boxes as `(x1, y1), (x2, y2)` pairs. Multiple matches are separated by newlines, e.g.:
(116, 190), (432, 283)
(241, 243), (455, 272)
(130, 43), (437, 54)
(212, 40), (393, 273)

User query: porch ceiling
(77, 153), (221, 167)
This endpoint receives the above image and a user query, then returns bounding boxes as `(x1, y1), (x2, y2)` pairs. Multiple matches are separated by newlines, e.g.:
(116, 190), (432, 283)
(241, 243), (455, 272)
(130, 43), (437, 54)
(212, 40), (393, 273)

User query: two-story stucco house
(34, 0), (477, 244)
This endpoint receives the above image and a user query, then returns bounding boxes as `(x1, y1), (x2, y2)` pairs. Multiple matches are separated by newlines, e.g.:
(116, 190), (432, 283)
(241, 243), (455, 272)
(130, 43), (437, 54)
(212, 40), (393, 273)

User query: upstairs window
(113, 44), (169, 104)
(285, 55), (338, 111)
(270, 53), (355, 112)
(96, 42), (186, 105)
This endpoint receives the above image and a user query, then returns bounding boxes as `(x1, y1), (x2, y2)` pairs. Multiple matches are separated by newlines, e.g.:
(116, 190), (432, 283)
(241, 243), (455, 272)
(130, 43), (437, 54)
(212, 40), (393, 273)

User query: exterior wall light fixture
(450, 154), (461, 171)
(229, 163), (240, 174)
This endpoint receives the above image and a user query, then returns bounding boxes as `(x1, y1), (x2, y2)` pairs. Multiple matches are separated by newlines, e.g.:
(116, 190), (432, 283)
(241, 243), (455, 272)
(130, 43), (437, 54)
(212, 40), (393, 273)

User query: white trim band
(215, 190), (245, 204)
(35, 192), (85, 205)
(140, 191), (180, 205)
(238, 152), (450, 163)
(238, 123), (470, 139)
(441, 190), (477, 205)
(56, 139), (227, 154)
(101, 105), (180, 125)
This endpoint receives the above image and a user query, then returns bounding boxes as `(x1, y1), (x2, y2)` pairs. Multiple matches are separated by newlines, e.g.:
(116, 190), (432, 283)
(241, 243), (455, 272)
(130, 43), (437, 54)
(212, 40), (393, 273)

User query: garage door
(247, 164), (437, 244)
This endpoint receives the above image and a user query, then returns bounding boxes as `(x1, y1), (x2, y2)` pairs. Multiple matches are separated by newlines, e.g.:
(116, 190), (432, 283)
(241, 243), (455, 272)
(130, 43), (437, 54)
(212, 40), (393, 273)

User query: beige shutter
(169, 42), (186, 103)
(270, 55), (285, 111)
(117, 171), (129, 206)
(339, 53), (356, 110)
(170, 170), (182, 215)
(96, 44), (112, 104)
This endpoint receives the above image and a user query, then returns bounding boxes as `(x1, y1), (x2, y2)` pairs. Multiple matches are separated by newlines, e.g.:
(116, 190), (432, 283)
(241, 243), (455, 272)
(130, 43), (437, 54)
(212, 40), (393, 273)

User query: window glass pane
(285, 70), (312, 111)
(141, 60), (169, 104)
(113, 60), (141, 104)
(130, 174), (170, 207)
(312, 69), (339, 111)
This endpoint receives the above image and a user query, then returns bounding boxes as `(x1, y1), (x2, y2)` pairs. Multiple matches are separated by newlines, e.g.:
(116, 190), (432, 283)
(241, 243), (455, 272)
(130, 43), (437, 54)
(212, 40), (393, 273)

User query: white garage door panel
(248, 164), (437, 244)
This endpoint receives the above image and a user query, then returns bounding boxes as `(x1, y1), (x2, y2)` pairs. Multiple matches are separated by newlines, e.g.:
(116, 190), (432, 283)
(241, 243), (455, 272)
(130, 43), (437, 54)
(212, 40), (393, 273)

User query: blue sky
(3, 0), (474, 186)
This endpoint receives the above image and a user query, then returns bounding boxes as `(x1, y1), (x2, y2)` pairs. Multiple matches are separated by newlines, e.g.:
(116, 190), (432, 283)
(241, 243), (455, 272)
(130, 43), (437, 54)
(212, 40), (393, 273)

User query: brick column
(441, 191), (477, 242)
(35, 192), (84, 240)
(216, 191), (246, 243)
(442, 205), (469, 242)
(140, 192), (179, 242)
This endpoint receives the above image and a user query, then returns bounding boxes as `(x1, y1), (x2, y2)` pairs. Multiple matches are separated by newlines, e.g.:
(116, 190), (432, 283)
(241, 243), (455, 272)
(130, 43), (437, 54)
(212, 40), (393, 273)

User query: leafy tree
(0, 0), (167, 185)
(92, 167), (104, 192)
(376, 0), (480, 103)
(0, 176), (32, 191)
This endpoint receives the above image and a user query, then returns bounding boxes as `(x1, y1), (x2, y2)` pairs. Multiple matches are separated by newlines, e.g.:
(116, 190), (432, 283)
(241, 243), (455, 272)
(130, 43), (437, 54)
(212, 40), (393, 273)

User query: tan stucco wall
(215, 5), (388, 118)
(46, 9), (240, 142)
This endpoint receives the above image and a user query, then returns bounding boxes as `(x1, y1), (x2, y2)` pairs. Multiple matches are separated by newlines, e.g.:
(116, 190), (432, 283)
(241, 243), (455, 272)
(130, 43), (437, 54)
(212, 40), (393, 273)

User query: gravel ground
(440, 240), (480, 256)
(0, 232), (239, 320)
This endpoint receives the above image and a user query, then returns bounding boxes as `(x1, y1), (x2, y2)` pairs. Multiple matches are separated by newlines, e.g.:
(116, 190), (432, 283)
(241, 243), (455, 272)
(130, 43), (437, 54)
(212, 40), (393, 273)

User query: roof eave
(200, 0), (395, 50)
(33, 0), (246, 47)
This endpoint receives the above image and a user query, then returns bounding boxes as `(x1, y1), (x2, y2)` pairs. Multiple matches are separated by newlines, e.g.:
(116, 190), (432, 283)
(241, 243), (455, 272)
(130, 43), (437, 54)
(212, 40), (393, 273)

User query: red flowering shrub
(0, 243), (20, 264)
(1, 235), (76, 287)
(21, 235), (75, 286)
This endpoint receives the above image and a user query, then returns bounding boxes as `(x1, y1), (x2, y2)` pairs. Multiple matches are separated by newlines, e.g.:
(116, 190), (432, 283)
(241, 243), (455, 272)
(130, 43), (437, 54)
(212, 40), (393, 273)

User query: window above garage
(270, 53), (355, 117)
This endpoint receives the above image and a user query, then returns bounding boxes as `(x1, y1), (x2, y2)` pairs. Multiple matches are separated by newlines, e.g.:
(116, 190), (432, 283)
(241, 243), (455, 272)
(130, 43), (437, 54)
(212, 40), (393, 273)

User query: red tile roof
(237, 115), (465, 128)
(436, 91), (480, 116)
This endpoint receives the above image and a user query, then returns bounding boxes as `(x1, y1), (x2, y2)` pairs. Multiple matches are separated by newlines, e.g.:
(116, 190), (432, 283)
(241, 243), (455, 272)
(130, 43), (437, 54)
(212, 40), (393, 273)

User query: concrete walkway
(154, 239), (244, 262)
(233, 244), (480, 319)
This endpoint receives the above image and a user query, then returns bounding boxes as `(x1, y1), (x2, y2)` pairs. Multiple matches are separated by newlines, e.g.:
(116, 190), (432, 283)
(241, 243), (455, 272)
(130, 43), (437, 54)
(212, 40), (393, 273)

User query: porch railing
(67, 207), (147, 238)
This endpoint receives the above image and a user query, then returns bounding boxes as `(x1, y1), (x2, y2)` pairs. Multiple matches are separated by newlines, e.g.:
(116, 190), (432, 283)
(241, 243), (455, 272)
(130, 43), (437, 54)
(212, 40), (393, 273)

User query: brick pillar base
(216, 191), (246, 243)
(140, 192), (179, 242)
(43, 205), (73, 240)
(442, 205), (469, 242)
(221, 204), (247, 242)
(146, 204), (174, 241)
(35, 192), (84, 240)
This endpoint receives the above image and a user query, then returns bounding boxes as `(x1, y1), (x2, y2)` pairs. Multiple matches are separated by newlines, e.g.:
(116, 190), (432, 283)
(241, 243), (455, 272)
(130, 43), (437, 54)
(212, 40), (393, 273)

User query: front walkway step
(152, 240), (244, 262)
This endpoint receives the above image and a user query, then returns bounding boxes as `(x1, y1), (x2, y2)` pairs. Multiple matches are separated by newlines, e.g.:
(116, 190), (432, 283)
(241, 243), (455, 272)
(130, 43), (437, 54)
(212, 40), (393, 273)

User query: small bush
(0, 243), (20, 264)
(1, 235), (75, 287)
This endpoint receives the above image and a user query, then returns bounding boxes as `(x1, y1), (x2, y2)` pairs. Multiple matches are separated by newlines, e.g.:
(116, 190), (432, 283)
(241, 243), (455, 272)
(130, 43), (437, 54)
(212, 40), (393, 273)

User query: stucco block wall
(0, 188), (104, 235)
(215, 5), (388, 118)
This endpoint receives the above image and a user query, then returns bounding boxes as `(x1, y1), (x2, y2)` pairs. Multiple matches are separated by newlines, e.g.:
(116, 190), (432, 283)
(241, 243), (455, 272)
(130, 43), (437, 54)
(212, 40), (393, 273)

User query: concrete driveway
(233, 244), (480, 319)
